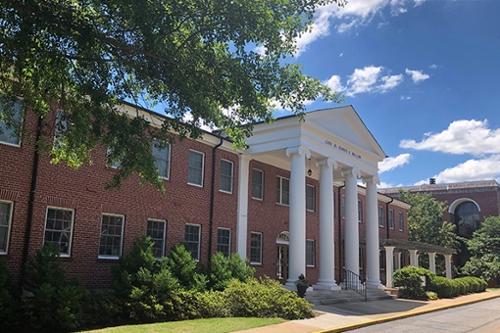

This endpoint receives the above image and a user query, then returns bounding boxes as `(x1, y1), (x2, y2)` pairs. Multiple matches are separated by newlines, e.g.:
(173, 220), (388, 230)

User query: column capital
(316, 158), (336, 169)
(341, 167), (360, 179)
(384, 245), (396, 251)
(362, 175), (380, 186)
(444, 253), (453, 259)
(286, 146), (311, 159)
(428, 252), (437, 256)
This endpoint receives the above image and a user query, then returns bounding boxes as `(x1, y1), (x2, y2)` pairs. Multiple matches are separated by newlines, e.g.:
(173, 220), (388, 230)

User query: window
(306, 239), (315, 267)
(44, 207), (75, 257)
(398, 212), (404, 232)
(378, 206), (385, 228)
(250, 232), (262, 265)
(0, 201), (13, 254)
(98, 214), (124, 259)
(152, 141), (171, 179)
(106, 147), (122, 169)
(216, 228), (231, 256)
(341, 194), (345, 219)
(184, 224), (201, 260)
(187, 150), (204, 186)
(147, 219), (166, 257)
(0, 98), (23, 146)
(276, 176), (289, 205)
(358, 200), (363, 223)
(251, 168), (264, 200)
(388, 208), (394, 229)
(306, 185), (316, 212)
(53, 110), (68, 148)
(219, 159), (233, 193)
(454, 201), (481, 238)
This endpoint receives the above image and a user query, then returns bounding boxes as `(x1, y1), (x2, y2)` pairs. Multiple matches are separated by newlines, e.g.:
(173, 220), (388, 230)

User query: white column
(315, 158), (339, 290)
(444, 254), (453, 279)
(236, 154), (251, 259)
(428, 252), (436, 274)
(365, 175), (382, 289)
(285, 146), (309, 287)
(409, 249), (418, 266)
(384, 246), (395, 288)
(344, 168), (360, 277)
(396, 252), (402, 270)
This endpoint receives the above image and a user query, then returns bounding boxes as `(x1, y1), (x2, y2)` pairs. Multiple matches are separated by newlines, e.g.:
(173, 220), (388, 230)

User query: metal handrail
(342, 269), (367, 301)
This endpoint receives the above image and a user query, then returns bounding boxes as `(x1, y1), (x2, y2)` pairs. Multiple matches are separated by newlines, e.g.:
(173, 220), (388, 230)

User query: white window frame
(306, 239), (316, 268)
(389, 208), (395, 230)
(187, 150), (205, 187)
(184, 223), (201, 261)
(146, 218), (167, 257)
(0, 200), (14, 255)
(152, 142), (172, 180)
(398, 212), (404, 232)
(249, 231), (263, 265)
(379, 206), (385, 228)
(306, 184), (316, 212)
(216, 227), (231, 256)
(43, 206), (75, 258)
(0, 99), (24, 148)
(251, 168), (264, 200)
(219, 159), (234, 194)
(276, 176), (290, 206)
(98, 213), (125, 260)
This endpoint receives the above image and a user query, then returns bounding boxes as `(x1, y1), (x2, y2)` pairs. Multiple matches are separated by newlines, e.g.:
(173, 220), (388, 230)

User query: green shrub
(425, 291), (438, 300)
(0, 259), (18, 331)
(166, 244), (207, 291)
(209, 252), (255, 290)
(393, 266), (434, 300)
(224, 277), (313, 320)
(429, 275), (487, 298)
(23, 245), (86, 331)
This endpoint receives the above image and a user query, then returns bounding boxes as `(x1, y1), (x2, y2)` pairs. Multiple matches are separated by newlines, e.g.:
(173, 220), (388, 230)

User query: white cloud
(339, 52), (344, 57)
(379, 153), (411, 173)
(324, 74), (345, 92)
(405, 68), (430, 83)
(433, 155), (500, 183)
(414, 0), (426, 7)
(400, 95), (412, 100)
(347, 66), (383, 96)
(429, 64), (438, 69)
(378, 74), (404, 93)
(400, 119), (500, 155)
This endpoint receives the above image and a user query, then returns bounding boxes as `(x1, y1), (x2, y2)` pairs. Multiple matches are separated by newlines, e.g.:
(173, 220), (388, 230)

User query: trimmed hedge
(393, 267), (434, 300)
(428, 276), (487, 298)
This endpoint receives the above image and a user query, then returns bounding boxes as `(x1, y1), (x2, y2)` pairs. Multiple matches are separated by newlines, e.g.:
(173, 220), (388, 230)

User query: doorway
(276, 231), (289, 283)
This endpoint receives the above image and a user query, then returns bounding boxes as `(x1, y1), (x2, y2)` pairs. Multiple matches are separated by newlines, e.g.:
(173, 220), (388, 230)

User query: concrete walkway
(234, 290), (500, 333)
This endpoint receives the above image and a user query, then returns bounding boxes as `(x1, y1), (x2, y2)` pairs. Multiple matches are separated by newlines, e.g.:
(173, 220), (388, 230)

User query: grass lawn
(82, 317), (285, 333)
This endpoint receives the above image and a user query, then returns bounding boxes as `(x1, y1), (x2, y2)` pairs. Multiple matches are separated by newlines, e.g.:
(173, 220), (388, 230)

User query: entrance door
(276, 244), (289, 282)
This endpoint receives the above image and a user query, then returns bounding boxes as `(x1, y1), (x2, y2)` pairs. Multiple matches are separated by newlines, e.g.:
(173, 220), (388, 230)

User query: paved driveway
(350, 297), (500, 333)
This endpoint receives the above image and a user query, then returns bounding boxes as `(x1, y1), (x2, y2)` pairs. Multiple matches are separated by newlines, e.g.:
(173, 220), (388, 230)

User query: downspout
(207, 137), (224, 270)
(20, 114), (43, 287)
(337, 185), (345, 283)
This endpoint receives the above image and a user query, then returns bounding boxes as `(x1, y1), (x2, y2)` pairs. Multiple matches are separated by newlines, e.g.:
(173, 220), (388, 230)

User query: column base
(314, 280), (341, 291)
(366, 280), (384, 289)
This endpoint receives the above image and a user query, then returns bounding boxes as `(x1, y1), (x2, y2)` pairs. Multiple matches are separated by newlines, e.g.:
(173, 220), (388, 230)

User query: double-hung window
(219, 159), (233, 193)
(0, 98), (23, 146)
(146, 219), (167, 257)
(53, 110), (68, 149)
(388, 208), (395, 230)
(378, 206), (385, 228)
(306, 185), (316, 212)
(0, 201), (13, 254)
(251, 168), (264, 200)
(216, 228), (231, 256)
(99, 214), (124, 259)
(399, 212), (404, 232)
(276, 176), (290, 205)
(358, 200), (363, 223)
(306, 239), (316, 267)
(250, 232), (263, 265)
(187, 150), (204, 187)
(44, 207), (75, 257)
(152, 141), (171, 179)
(184, 224), (201, 260)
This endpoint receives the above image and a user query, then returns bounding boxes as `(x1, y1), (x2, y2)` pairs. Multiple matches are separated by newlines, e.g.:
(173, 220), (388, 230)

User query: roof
(379, 179), (500, 194)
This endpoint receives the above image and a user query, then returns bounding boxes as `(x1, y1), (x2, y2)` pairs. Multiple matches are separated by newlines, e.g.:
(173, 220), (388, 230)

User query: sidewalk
(234, 290), (500, 333)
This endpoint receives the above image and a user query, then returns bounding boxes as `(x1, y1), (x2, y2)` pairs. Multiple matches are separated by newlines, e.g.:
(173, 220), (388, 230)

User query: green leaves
(0, 0), (341, 188)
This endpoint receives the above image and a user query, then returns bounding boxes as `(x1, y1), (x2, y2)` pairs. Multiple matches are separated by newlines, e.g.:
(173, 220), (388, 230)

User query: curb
(316, 292), (500, 333)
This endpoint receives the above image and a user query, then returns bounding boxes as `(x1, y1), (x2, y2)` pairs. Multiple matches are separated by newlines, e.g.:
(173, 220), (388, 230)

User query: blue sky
(285, 0), (500, 187)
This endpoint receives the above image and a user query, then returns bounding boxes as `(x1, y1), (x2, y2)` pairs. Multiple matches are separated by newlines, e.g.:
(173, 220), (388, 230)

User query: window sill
(306, 265), (315, 268)
(219, 189), (233, 195)
(187, 182), (204, 188)
(250, 262), (262, 266)
(98, 255), (120, 260)
(276, 202), (289, 207)
(251, 196), (264, 201)
(0, 141), (21, 148)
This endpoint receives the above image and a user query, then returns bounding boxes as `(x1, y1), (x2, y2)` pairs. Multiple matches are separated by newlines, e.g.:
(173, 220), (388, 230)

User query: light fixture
(307, 169), (312, 176)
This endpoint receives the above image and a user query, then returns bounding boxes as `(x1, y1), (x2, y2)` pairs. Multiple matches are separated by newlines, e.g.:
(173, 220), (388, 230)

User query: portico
(237, 106), (387, 290)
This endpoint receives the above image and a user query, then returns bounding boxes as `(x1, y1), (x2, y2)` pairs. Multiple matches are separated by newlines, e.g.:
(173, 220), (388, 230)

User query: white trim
(219, 159), (234, 194)
(187, 150), (205, 187)
(146, 218), (167, 257)
(398, 211), (404, 232)
(43, 206), (75, 258)
(388, 208), (394, 230)
(98, 213), (125, 260)
(306, 239), (316, 268)
(0, 200), (14, 255)
(276, 176), (290, 206)
(306, 184), (316, 212)
(251, 168), (264, 200)
(185, 223), (201, 261)
(249, 231), (263, 265)
(216, 227), (232, 255)
(448, 198), (481, 214)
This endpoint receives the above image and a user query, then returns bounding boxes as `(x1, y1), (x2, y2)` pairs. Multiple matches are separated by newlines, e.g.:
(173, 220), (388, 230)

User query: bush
(209, 252), (254, 290)
(224, 277), (313, 320)
(428, 275), (487, 298)
(393, 266), (434, 300)
(425, 291), (438, 300)
(166, 244), (207, 291)
(23, 245), (86, 331)
(0, 259), (18, 331)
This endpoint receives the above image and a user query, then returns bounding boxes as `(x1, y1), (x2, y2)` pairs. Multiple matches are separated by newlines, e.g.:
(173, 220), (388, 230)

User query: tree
(462, 216), (500, 284)
(0, 0), (343, 188)
(399, 192), (459, 249)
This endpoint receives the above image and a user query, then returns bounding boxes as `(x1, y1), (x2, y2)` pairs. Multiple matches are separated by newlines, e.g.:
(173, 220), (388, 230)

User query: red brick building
(0, 102), (410, 289)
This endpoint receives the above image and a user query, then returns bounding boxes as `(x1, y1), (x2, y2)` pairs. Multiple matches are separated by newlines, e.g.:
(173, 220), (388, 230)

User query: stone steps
(305, 288), (395, 305)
